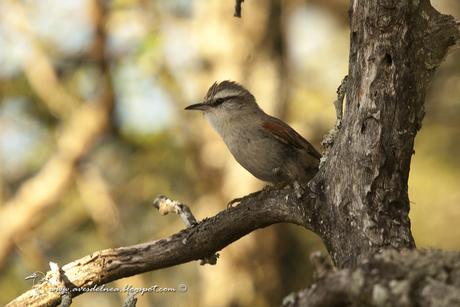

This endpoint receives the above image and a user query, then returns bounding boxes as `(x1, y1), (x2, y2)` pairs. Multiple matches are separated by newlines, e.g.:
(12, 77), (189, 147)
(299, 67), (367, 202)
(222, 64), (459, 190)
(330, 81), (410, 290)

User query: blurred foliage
(0, 0), (458, 306)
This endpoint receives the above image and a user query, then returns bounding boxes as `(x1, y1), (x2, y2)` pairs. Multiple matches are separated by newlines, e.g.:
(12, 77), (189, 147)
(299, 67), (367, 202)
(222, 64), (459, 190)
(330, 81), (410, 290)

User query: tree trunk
(309, 0), (458, 268)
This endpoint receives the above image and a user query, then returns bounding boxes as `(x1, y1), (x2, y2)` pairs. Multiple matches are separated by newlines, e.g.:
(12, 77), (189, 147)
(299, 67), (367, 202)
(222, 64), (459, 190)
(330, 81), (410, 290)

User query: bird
(185, 80), (321, 187)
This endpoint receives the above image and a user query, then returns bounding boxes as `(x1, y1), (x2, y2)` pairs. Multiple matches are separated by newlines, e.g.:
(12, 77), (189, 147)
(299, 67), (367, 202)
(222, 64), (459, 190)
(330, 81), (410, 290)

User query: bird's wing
(262, 116), (321, 160)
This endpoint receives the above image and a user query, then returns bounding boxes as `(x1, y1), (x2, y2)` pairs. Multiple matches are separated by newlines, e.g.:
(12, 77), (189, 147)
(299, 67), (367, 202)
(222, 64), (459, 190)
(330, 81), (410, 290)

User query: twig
(234, 0), (244, 18)
(153, 195), (197, 227)
(152, 195), (218, 265)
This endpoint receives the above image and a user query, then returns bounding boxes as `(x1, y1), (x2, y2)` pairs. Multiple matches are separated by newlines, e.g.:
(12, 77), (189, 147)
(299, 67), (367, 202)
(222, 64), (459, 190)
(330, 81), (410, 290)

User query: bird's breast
(204, 112), (287, 182)
(223, 128), (287, 182)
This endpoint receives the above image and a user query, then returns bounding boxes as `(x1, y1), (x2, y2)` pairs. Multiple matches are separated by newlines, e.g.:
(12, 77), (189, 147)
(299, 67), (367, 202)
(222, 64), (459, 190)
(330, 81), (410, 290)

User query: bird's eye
(213, 98), (225, 106)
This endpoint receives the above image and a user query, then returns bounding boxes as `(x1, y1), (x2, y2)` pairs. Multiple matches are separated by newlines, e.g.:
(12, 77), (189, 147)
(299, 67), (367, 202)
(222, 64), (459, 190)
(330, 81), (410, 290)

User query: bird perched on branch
(185, 81), (320, 187)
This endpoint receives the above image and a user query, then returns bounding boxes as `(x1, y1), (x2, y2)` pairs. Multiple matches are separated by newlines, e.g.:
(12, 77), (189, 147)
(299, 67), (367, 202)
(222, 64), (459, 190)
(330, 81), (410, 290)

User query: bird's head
(185, 81), (259, 116)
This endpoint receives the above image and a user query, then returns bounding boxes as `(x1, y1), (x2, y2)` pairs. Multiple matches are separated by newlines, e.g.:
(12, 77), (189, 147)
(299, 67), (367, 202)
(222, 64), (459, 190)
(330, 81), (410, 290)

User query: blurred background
(0, 0), (459, 306)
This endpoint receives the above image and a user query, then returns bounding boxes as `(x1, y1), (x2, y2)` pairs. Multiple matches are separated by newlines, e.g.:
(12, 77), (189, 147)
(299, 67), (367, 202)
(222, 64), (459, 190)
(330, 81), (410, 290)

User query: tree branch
(234, 0), (244, 18)
(153, 195), (198, 228)
(283, 249), (460, 307)
(153, 195), (218, 265)
(7, 185), (317, 306)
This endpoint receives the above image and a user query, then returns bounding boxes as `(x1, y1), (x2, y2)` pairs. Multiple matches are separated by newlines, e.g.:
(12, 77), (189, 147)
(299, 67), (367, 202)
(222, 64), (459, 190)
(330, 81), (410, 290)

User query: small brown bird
(185, 81), (320, 185)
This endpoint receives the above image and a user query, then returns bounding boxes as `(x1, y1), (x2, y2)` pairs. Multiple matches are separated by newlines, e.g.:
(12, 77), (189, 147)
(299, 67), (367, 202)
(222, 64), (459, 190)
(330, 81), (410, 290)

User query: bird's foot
(227, 189), (265, 208)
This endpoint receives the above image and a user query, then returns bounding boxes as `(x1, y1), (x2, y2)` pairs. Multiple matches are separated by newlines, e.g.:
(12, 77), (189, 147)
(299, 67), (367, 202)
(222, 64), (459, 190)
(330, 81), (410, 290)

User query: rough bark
(283, 249), (460, 307)
(309, 0), (459, 268)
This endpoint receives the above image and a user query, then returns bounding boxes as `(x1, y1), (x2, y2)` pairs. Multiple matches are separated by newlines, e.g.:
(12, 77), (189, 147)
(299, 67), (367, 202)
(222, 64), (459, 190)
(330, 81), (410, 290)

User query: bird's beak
(185, 102), (211, 111)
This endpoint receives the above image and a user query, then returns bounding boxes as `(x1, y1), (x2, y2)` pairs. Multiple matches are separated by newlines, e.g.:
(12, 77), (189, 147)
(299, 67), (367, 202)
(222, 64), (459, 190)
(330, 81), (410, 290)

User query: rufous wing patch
(262, 117), (321, 160)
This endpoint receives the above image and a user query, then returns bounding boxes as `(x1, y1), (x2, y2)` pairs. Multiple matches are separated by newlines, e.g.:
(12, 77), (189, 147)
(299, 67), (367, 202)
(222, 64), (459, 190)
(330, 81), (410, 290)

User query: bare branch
(153, 195), (218, 265)
(234, 0), (244, 18)
(6, 185), (317, 306)
(153, 195), (197, 227)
